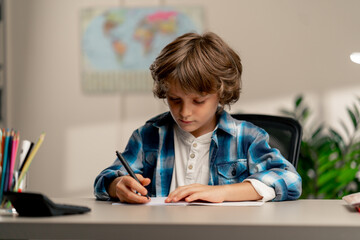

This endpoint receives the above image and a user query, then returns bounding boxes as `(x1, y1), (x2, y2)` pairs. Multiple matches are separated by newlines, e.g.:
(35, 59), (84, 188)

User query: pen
(18, 141), (34, 174)
(115, 151), (150, 199)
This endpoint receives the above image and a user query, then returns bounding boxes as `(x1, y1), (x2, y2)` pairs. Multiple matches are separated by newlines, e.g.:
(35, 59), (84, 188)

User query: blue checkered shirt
(94, 111), (302, 201)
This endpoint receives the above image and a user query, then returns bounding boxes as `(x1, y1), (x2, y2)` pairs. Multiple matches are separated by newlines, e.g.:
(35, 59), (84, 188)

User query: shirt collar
(147, 112), (174, 128)
(148, 110), (238, 137)
(174, 124), (213, 144)
(215, 110), (238, 137)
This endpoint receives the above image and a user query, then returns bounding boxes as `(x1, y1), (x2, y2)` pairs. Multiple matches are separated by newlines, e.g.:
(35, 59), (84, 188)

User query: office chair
(231, 114), (302, 168)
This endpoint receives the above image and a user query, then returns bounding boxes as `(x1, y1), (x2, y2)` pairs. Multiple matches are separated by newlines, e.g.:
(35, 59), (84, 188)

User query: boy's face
(166, 80), (219, 138)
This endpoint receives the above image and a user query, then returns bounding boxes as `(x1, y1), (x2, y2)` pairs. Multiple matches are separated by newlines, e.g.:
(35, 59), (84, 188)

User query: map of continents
(82, 8), (202, 71)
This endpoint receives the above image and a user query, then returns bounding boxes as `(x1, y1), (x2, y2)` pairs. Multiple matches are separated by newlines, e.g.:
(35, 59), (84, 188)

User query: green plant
(280, 95), (360, 199)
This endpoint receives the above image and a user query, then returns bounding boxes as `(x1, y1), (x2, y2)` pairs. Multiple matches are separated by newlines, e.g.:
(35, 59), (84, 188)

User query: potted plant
(280, 96), (360, 199)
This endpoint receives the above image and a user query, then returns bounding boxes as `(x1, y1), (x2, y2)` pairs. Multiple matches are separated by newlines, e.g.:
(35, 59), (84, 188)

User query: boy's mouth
(179, 119), (193, 124)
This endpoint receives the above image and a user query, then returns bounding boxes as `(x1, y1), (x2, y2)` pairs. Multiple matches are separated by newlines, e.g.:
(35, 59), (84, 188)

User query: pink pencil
(8, 132), (19, 190)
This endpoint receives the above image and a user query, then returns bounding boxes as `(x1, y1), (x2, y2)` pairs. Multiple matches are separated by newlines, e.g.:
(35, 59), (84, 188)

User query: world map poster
(81, 6), (204, 93)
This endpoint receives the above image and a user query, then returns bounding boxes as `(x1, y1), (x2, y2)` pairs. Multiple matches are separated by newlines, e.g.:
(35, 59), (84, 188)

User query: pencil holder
(0, 172), (27, 214)
(0, 131), (45, 211)
(0, 170), (26, 209)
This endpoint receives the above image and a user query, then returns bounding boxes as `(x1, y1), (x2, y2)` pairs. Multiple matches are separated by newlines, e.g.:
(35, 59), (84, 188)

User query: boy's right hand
(109, 174), (151, 204)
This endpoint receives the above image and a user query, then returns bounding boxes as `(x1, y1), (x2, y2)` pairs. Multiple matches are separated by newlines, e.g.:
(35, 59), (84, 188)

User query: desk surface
(1, 198), (360, 240)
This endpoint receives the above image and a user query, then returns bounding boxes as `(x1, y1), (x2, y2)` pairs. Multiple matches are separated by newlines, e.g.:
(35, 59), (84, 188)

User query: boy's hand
(109, 174), (151, 204)
(165, 182), (262, 203)
(165, 184), (226, 203)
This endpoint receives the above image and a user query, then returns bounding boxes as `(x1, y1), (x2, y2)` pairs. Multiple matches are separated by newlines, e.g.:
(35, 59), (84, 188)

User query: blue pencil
(0, 129), (2, 167)
(0, 130), (10, 203)
(4, 131), (14, 192)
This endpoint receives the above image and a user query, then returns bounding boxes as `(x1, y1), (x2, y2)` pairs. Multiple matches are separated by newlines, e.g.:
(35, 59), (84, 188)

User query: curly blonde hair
(150, 32), (242, 108)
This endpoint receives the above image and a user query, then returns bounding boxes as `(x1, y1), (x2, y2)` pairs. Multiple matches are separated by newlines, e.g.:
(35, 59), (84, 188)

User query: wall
(4, 0), (360, 197)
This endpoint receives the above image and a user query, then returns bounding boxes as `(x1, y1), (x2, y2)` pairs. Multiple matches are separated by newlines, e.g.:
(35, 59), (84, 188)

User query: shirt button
(193, 143), (197, 148)
(190, 153), (195, 158)
(188, 165), (193, 170)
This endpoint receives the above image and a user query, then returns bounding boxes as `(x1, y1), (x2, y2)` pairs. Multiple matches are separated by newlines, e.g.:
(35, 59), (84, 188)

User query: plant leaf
(317, 177), (339, 198)
(329, 128), (345, 151)
(351, 141), (360, 150)
(317, 170), (339, 187)
(279, 109), (295, 118)
(336, 167), (358, 183)
(300, 107), (310, 122)
(311, 125), (324, 139)
(318, 157), (337, 173)
(353, 103), (360, 119)
(346, 147), (360, 162)
(340, 120), (350, 137)
(347, 107), (358, 129)
(333, 182), (349, 195)
(295, 95), (303, 108)
(317, 145), (336, 160)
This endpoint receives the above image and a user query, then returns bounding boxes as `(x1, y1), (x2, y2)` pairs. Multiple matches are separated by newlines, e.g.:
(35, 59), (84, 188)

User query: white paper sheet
(112, 197), (264, 206)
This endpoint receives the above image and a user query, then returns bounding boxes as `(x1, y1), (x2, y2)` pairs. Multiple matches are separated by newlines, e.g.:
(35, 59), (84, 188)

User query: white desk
(1, 198), (360, 240)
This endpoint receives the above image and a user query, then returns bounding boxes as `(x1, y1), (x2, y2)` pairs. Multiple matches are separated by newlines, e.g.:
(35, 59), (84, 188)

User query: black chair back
(231, 114), (302, 168)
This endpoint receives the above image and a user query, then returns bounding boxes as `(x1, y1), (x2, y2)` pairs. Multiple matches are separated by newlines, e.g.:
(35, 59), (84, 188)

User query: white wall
(4, 0), (360, 197)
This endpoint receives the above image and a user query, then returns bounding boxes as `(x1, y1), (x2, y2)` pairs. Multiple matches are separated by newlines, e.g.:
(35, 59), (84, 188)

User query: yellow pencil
(15, 132), (45, 191)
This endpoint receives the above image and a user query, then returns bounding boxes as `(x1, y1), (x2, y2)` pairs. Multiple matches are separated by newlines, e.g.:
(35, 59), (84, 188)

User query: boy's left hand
(165, 182), (263, 203)
(165, 184), (226, 203)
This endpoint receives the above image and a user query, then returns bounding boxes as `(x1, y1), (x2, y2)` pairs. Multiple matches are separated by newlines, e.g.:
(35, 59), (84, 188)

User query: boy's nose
(179, 103), (192, 119)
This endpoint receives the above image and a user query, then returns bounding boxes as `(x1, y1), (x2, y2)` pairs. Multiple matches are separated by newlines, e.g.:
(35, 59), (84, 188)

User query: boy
(94, 32), (302, 204)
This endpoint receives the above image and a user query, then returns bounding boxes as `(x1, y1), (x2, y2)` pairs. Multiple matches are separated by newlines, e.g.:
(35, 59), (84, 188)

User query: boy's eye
(169, 97), (181, 102)
(194, 100), (205, 104)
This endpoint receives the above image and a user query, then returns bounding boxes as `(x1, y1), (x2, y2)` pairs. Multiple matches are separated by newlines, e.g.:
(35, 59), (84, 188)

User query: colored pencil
(15, 133), (45, 191)
(0, 129), (2, 168)
(4, 130), (14, 192)
(1, 128), (5, 164)
(0, 130), (10, 203)
(8, 132), (19, 190)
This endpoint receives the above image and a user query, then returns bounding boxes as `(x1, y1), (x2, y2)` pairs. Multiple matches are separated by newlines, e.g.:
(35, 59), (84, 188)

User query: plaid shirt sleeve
(93, 129), (144, 201)
(244, 123), (302, 201)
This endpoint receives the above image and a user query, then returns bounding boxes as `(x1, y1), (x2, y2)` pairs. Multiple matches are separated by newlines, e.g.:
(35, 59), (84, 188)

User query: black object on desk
(4, 191), (91, 217)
